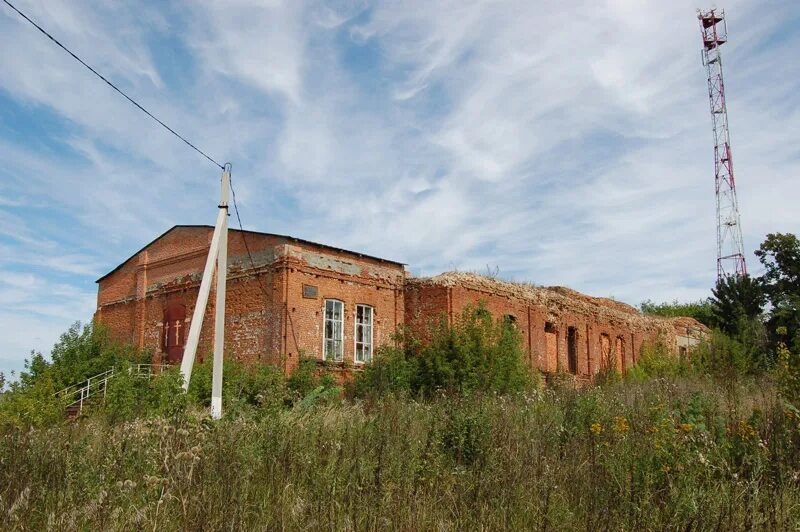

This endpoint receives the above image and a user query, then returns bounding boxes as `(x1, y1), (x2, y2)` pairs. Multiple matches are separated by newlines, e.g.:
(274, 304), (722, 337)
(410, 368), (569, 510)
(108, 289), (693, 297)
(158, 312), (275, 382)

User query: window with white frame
(355, 305), (373, 363)
(323, 299), (344, 361)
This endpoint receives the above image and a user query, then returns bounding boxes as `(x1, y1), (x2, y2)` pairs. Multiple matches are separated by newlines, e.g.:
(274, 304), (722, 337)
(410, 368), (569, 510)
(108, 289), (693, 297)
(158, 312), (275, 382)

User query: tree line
(641, 232), (800, 373)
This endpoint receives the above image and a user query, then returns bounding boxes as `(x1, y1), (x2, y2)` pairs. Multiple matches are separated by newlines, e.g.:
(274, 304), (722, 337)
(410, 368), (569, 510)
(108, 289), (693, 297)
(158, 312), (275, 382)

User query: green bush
(46, 321), (149, 390)
(104, 362), (145, 422)
(286, 356), (319, 399)
(353, 303), (535, 399)
(625, 337), (690, 381)
(349, 345), (416, 398)
(103, 363), (187, 422)
(776, 340), (800, 432)
(0, 376), (65, 428)
(692, 329), (753, 378)
(147, 367), (188, 418)
(184, 358), (289, 415)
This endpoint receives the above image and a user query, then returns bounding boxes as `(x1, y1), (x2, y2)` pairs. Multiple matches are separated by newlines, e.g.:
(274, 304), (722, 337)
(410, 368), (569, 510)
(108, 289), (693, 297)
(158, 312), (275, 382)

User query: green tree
(1, 321), (150, 427)
(47, 321), (147, 389)
(640, 299), (715, 327)
(0, 375), (65, 427)
(17, 351), (50, 389)
(709, 274), (766, 337)
(755, 233), (800, 346)
(691, 329), (755, 377)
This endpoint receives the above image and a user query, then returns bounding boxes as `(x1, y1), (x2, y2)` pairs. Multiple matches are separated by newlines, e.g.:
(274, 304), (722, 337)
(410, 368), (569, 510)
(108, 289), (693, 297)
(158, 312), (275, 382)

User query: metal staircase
(55, 364), (171, 416)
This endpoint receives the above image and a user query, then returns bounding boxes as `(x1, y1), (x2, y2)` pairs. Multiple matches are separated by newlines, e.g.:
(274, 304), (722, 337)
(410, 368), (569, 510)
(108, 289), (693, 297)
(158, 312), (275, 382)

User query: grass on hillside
(2, 308), (799, 530)
(2, 375), (799, 530)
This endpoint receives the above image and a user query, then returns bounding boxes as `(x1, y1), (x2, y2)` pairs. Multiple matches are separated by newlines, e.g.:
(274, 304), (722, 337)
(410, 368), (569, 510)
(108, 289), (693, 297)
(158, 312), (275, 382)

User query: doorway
(163, 301), (186, 364)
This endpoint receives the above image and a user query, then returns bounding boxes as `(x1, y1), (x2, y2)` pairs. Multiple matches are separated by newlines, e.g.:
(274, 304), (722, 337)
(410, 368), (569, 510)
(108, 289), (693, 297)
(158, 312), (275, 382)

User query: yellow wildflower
(679, 423), (693, 433)
(736, 420), (757, 440)
(612, 416), (629, 434)
(590, 423), (603, 435)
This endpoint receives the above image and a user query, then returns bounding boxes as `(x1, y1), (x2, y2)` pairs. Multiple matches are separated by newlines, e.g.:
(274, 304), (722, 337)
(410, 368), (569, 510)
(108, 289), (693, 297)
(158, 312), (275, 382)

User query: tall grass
(2, 314), (799, 529)
(2, 376), (798, 530)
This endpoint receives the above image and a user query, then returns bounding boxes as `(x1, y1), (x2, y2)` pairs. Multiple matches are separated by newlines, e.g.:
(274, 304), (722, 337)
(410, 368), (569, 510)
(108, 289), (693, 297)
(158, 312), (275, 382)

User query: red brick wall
(95, 300), (136, 345)
(95, 226), (405, 375)
(95, 227), (696, 382)
(283, 265), (403, 372)
(544, 329), (558, 372)
(404, 277), (671, 378)
(403, 282), (450, 340)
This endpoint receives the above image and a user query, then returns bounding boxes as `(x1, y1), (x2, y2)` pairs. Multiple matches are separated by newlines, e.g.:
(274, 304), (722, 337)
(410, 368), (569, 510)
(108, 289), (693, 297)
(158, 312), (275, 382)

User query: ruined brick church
(95, 225), (704, 378)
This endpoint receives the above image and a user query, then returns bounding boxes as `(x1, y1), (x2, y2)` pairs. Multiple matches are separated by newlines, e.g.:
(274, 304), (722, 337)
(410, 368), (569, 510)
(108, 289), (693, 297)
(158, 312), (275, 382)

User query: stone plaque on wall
(302, 284), (318, 299)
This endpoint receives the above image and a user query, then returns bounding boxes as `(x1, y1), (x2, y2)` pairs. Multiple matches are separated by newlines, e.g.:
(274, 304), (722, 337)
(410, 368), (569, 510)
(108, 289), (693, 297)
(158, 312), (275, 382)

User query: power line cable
(229, 178), (265, 291)
(4, 1), (295, 349)
(230, 178), (302, 355)
(2, 1), (297, 355)
(1, 0), (224, 170)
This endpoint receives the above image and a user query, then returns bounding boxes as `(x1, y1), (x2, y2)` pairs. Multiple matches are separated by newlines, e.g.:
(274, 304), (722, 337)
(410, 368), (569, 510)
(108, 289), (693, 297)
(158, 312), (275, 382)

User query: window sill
(316, 359), (365, 371)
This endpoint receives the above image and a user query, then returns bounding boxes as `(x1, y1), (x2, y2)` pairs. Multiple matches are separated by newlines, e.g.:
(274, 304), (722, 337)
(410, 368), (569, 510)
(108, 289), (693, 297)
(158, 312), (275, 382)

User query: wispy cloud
(0, 0), (798, 377)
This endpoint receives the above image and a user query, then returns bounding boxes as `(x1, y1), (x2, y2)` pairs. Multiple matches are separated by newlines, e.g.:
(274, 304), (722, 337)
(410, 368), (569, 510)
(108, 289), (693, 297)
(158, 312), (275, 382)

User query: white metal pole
(179, 176), (228, 390)
(210, 164), (230, 419)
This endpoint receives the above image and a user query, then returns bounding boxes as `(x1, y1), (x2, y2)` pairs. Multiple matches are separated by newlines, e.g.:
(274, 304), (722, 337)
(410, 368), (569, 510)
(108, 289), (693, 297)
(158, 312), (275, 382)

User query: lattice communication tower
(698, 8), (747, 280)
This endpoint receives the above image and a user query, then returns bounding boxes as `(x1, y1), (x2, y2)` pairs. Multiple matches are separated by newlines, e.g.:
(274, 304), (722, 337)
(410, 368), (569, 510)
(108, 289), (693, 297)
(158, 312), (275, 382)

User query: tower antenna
(698, 8), (747, 280)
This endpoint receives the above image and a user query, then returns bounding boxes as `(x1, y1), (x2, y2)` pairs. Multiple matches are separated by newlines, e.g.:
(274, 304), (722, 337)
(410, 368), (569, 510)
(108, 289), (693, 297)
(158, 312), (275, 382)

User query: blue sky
(1, 0), (798, 378)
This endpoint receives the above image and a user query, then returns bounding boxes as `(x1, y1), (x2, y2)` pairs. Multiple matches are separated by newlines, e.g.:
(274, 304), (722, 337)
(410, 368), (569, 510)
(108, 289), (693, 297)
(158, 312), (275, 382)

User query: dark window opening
(504, 314), (517, 328)
(567, 327), (578, 374)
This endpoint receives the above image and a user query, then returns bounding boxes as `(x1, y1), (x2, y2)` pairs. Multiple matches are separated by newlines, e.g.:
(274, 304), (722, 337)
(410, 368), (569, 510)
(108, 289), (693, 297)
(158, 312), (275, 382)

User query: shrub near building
(351, 304), (536, 398)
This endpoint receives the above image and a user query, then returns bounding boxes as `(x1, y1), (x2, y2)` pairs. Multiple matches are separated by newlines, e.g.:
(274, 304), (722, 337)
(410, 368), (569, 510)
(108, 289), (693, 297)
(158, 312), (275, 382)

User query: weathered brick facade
(404, 273), (703, 378)
(95, 226), (704, 378)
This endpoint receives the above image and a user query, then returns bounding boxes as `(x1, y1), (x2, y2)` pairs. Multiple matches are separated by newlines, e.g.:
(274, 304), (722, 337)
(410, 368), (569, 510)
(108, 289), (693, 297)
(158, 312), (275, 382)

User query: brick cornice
(137, 247), (209, 273)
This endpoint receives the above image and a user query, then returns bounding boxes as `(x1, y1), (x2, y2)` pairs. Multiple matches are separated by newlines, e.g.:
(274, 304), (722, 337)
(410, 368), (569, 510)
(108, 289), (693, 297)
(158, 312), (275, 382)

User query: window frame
(354, 304), (374, 364)
(322, 299), (344, 362)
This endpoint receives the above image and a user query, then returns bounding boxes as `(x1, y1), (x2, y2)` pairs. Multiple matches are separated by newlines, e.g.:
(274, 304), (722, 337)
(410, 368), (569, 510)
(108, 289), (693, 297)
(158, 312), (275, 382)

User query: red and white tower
(698, 9), (747, 280)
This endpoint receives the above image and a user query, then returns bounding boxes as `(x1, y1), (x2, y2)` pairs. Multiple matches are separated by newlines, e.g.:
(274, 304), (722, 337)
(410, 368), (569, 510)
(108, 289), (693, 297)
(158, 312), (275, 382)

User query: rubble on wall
(670, 316), (710, 338)
(409, 271), (707, 343)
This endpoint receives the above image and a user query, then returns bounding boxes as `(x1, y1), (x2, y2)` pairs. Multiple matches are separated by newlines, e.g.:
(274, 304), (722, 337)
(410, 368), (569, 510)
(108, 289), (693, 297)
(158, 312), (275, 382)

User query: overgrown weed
(2, 377), (798, 530)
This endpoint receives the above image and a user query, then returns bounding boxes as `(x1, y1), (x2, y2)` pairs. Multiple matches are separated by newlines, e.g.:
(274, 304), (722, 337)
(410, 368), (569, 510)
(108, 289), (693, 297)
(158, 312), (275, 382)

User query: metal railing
(55, 364), (172, 415)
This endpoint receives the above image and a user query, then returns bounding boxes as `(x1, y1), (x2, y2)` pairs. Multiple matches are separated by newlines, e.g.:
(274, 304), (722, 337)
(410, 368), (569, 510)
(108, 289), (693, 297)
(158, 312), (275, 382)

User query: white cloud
(0, 0), (798, 378)
(184, 0), (307, 104)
